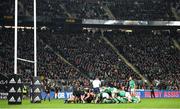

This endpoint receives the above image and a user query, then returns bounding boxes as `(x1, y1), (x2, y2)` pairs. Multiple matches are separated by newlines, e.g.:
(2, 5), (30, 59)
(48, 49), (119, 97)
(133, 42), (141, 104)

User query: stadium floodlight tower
(14, 0), (37, 77)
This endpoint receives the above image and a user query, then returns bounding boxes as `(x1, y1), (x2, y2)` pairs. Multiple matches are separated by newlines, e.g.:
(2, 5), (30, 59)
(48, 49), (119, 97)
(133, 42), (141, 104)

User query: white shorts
(125, 92), (132, 100)
(102, 93), (110, 99)
(131, 88), (135, 93)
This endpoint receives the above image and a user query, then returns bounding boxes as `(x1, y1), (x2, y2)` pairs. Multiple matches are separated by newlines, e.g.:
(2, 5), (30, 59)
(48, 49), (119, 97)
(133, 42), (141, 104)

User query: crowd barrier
(41, 90), (180, 99)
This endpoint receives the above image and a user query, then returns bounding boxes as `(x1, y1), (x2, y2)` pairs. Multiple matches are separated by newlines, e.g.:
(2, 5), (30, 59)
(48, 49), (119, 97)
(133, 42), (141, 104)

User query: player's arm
(84, 93), (90, 100)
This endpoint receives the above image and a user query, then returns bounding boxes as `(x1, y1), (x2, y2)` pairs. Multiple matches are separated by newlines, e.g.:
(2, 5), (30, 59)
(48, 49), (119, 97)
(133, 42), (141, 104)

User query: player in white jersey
(92, 77), (101, 94)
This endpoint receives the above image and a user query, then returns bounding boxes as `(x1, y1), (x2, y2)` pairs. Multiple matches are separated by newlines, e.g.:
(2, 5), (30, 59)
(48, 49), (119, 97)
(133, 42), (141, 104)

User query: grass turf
(0, 98), (180, 109)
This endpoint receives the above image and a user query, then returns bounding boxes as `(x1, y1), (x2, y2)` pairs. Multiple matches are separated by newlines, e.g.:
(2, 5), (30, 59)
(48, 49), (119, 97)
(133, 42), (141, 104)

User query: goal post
(14, 0), (18, 75)
(34, 0), (37, 77)
(12, 0), (41, 104)
(14, 0), (37, 77)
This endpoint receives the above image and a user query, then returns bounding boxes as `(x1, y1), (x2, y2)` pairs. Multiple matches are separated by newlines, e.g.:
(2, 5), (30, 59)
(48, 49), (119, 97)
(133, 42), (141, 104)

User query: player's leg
(95, 93), (101, 103)
(103, 98), (113, 104)
(153, 91), (155, 98)
(130, 88), (135, 96)
(74, 96), (79, 103)
(55, 92), (58, 99)
(116, 97), (124, 103)
(48, 93), (50, 101)
(112, 98), (119, 103)
(81, 95), (85, 103)
(125, 92), (132, 102)
(93, 88), (100, 101)
(44, 92), (47, 101)
(65, 95), (75, 103)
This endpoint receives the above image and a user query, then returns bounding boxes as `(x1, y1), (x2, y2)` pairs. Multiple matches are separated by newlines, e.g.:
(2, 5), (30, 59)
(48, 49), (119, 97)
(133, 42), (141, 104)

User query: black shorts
(93, 88), (100, 94)
(45, 90), (50, 94)
(86, 97), (93, 103)
(73, 91), (81, 98)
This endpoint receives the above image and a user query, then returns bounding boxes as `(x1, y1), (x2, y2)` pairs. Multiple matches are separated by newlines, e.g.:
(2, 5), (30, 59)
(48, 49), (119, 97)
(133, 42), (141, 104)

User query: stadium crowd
(1, 0), (179, 20)
(172, 0), (180, 16)
(0, 27), (179, 91)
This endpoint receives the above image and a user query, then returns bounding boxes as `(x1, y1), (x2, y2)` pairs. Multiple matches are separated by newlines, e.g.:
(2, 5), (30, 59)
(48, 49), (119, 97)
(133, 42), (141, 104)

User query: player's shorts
(85, 96), (93, 103)
(130, 88), (135, 92)
(102, 92), (110, 99)
(125, 92), (132, 100)
(93, 88), (100, 94)
(73, 91), (81, 98)
(45, 90), (50, 94)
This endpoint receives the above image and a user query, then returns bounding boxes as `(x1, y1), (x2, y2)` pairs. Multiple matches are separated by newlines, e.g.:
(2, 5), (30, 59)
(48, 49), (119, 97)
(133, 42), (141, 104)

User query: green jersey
(108, 87), (116, 91)
(117, 91), (126, 97)
(116, 97), (128, 103)
(104, 87), (115, 94)
(132, 96), (140, 103)
(97, 92), (102, 99)
(129, 80), (135, 89)
(104, 88), (111, 95)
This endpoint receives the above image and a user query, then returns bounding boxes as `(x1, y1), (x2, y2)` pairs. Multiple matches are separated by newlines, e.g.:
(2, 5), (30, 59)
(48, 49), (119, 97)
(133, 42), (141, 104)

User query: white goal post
(14, 0), (37, 77)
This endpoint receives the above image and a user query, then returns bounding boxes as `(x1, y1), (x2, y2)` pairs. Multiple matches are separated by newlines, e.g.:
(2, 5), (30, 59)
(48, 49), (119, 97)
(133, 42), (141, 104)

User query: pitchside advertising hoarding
(41, 91), (180, 99)
(30, 77), (41, 103)
(1, 73), (180, 100)
(136, 91), (180, 98)
(7, 74), (23, 104)
(2, 90), (180, 100)
(41, 92), (73, 99)
(0, 74), (8, 99)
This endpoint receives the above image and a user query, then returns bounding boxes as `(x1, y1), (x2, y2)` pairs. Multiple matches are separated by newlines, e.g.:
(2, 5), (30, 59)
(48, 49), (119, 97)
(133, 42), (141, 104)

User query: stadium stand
(107, 0), (175, 20)
(0, 0), (180, 95)
(104, 30), (180, 90)
(1, 0), (179, 20)
(0, 0), (14, 16)
(0, 27), (179, 91)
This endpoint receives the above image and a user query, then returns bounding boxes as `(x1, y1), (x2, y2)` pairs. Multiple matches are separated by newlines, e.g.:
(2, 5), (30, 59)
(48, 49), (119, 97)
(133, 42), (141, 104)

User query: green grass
(0, 98), (180, 109)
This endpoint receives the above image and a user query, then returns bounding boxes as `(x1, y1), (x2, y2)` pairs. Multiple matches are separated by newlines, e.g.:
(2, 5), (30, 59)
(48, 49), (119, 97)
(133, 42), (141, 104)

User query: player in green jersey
(95, 91), (110, 103)
(104, 87), (118, 98)
(131, 95), (141, 103)
(129, 76), (136, 96)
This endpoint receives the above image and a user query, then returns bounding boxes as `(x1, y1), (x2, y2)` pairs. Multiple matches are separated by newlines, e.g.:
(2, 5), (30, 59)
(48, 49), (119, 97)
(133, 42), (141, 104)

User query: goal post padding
(8, 74), (23, 104)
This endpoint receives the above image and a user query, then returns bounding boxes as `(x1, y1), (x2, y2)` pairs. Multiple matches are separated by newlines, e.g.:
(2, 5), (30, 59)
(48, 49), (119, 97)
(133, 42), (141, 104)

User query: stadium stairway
(172, 38), (180, 50)
(100, 32), (151, 86)
(18, 1), (31, 16)
(101, 5), (116, 20)
(171, 7), (180, 20)
(59, 4), (72, 18)
(39, 38), (89, 79)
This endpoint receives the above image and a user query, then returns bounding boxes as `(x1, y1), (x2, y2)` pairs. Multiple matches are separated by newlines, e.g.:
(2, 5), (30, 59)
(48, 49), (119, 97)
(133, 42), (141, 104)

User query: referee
(92, 77), (101, 94)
